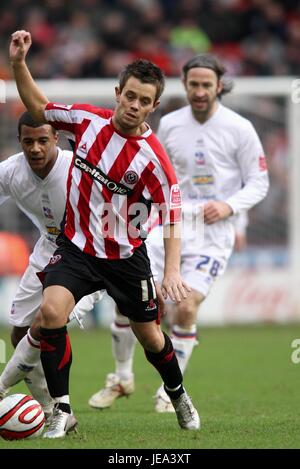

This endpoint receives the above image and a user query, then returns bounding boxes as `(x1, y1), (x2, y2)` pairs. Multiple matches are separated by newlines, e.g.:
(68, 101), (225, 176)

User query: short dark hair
(118, 59), (165, 102)
(18, 111), (57, 136)
(182, 54), (233, 97)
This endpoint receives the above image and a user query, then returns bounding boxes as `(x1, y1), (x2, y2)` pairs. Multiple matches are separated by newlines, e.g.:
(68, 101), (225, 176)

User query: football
(0, 394), (45, 440)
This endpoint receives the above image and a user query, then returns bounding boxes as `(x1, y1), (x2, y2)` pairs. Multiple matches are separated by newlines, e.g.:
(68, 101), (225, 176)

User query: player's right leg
(0, 264), (54, 418)
(39, 283), (78, 439)
(0, 325), (28, 398)
(88, 306), (136, 409)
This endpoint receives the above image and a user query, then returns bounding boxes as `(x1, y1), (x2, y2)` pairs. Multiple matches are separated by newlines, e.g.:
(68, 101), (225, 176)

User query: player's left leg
(131, 319), (200, 430)
(101, 241), (199, 429)
(155, 291), (203, 412)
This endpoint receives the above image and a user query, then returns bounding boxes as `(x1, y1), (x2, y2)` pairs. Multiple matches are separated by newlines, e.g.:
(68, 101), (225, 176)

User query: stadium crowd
(0, 0), (300, 79)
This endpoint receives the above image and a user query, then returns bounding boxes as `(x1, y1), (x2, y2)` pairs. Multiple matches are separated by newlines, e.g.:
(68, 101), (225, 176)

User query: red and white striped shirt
(45, 103), (181, 259)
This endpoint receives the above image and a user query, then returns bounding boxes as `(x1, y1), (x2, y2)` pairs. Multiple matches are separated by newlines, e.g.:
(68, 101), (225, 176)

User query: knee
(141, 330), (164, 353)
(176, 304), (197, 326)
(175, 292), (203, 327)
(40, 300), (59, 325)
(29, 313), (42, 340)
(11, 326), (28, 348)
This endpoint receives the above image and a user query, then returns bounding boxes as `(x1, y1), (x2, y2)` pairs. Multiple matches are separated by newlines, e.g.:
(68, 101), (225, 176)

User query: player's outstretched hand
(10, 30), (32, 63)
(161, 274), (191, 303)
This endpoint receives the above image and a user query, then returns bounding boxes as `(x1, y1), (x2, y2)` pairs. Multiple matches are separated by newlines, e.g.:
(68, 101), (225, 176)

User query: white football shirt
(0, 148), (73, 270)
(157, 103), (269, 255)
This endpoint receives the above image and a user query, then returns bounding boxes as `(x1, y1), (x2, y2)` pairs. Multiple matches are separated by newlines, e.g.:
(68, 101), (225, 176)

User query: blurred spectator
(170, 19), (211, 55)
(0, 232), (29, 276)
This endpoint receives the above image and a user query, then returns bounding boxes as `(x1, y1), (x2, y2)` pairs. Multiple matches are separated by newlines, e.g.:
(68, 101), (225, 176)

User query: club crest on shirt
(194, 151), (205, 166)
(43, 206), (54, 219)
(124, 170), (138, 185)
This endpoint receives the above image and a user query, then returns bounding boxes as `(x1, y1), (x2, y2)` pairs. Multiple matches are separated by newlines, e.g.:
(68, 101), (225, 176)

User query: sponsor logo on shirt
(259, 155), (267, 171)
(192, 175), (214, 185)
(170, 184), (181, 223)
(46, 226), (61, 236)
(41, 193), (50, 203)
(74, 155), (133, 196)
(170, 184), (181, 206)
(52, 103), (72, 110)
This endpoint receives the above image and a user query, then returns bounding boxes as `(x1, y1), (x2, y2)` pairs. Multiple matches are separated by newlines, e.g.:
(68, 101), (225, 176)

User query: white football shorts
(9, 263), (103, 327)
(145, 224), (233, 298)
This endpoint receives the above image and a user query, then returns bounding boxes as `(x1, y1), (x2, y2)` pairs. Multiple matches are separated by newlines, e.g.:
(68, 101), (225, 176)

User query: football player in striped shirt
(9, 30), (200, 438)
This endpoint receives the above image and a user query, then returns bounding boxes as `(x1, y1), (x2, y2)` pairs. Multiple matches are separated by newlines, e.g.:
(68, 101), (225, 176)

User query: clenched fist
(10, 30), (32, 64)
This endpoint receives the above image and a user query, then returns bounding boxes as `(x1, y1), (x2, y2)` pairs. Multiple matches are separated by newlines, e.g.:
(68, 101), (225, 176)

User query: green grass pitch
(0, 324), (299, 449)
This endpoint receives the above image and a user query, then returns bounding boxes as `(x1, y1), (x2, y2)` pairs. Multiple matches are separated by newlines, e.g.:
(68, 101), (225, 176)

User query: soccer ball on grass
(0, 393), (45, 440)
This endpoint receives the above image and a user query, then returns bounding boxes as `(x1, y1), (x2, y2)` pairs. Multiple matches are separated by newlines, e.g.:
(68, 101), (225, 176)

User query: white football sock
(24, 361), (54, 413)
(55, 395), (70, 405)
(156, 383), (169, 400)
(0, 330), (40, 389)
(111, 319), (137, 381)
(0, 378), (8, 398)
(172, 324), (197, 374)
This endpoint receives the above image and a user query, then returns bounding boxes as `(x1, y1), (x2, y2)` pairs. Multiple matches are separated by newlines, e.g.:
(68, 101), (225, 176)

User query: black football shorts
(40, 235), (160, 323)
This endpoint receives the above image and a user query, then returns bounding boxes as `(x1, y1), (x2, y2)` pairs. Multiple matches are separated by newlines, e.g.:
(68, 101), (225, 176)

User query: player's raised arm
(10, 30), (48, 122)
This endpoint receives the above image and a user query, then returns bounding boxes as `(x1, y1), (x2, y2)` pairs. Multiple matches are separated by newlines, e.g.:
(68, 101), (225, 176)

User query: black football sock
(144, 331), (184, 399)
(40, 326), (72, 412)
